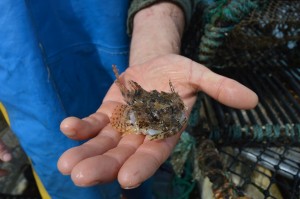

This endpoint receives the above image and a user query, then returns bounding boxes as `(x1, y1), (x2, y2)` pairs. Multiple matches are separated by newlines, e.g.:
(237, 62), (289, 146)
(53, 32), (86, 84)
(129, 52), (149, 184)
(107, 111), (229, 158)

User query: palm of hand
(57, 54), (258, 188)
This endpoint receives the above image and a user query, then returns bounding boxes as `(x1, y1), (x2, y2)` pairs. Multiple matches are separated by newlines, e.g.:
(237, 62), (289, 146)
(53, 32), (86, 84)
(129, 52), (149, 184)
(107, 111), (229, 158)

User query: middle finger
(70, 134), (145, 186)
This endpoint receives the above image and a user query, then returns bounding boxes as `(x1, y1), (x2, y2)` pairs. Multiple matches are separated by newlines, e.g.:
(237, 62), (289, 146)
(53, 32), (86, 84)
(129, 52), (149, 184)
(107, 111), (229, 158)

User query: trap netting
(164, 0), (300, 198)
(183, 0), (300, 68)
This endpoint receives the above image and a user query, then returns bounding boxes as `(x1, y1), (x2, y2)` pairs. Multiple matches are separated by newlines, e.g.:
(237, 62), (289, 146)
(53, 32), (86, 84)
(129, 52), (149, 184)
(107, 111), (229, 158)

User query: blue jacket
(0, 1), (133, 198)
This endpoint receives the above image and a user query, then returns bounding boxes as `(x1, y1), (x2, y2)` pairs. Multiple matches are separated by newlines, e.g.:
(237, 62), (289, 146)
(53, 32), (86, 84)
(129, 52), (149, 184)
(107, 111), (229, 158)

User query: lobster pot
(179, 0), (300, 198)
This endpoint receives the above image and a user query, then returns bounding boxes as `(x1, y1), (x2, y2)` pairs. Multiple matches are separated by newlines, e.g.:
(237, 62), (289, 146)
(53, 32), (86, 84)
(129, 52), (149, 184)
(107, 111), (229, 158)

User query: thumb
(189, 61), (258, 109)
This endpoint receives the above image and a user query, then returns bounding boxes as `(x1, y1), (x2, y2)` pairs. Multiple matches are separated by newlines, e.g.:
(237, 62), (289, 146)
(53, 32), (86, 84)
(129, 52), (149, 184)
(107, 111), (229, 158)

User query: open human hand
(57, 54), (258, 188)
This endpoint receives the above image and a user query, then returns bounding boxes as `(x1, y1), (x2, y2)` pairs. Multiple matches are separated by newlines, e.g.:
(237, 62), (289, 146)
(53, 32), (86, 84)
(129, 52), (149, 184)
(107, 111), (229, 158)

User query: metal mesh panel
(174, 0), (300, 198)
(199, 66), (300, 144)
(191, 66), (300, 198)
(183, 0), (300, 68)
(215, 0), (300, 68)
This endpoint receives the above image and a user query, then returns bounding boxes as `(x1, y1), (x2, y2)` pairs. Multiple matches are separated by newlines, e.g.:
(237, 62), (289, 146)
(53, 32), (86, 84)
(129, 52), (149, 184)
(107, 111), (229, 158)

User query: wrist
(133, 2), (185, 35)
(129, 2), (185, 65)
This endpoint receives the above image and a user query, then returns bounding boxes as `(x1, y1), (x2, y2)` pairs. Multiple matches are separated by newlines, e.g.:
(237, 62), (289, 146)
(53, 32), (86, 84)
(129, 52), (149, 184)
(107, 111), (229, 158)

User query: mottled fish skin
(110, 65), (187, 140)
(110, 104), (138, 135)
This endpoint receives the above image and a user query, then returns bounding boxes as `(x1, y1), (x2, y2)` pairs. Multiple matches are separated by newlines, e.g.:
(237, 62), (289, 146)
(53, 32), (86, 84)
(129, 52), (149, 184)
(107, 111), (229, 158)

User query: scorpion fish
(110, 65), (187, 140)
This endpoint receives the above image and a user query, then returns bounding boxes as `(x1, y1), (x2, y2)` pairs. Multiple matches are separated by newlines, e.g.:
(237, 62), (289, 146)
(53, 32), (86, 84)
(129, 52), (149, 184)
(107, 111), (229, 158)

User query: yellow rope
(0, 103), (10, 125)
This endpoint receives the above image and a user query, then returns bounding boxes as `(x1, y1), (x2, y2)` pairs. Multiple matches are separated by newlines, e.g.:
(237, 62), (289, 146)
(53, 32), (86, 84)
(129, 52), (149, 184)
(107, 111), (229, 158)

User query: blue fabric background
(0, 1), (141, 198)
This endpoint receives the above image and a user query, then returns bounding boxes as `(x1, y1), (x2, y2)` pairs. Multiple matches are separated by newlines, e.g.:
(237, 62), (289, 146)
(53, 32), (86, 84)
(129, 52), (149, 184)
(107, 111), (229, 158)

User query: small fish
(110, 65), (187, 140)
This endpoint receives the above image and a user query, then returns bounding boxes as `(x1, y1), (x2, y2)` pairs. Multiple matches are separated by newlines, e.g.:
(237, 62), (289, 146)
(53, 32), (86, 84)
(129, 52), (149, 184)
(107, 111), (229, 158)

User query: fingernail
(122, 184), (141, 189)
(75, 171), (84, 179)
(3, 153), (12, 162)
(64, 131), (76, 137)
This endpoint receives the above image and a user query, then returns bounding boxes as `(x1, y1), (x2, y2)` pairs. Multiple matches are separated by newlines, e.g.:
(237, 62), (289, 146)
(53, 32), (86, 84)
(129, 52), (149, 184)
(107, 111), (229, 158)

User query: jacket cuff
(127, 0), (193, 35)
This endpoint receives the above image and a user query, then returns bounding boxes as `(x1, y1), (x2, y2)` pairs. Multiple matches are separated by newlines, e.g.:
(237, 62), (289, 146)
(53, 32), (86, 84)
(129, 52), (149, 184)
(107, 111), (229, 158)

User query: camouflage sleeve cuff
(127, 0), (194, 35)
